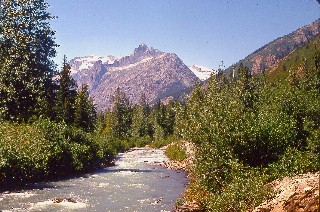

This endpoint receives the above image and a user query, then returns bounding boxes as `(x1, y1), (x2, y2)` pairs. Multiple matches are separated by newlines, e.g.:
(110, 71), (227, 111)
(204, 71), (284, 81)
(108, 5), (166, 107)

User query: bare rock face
(70, 44), (198, 110)
(226, 19), (320, 75)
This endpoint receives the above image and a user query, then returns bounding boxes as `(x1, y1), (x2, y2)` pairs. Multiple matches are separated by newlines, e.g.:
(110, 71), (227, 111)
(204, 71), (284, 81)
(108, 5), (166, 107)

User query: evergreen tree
(131, 94), (153, 138)
(103, 109), (113, 135)
(237, 64), (258, 111)
(152, 100), (176, 140)
(56, 55), (77, 124)
(312, 50), (320, 93)
(110, 88), (132, 139)
(74, 84), (96, 132)
(96, 111), (106, 133)
(0, 0), (57, 121)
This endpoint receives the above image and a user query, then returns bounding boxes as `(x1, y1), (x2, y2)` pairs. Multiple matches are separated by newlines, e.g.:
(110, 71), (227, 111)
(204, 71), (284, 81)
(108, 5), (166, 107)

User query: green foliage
(109, 88), (133, 139)
(149, 135), (175, 148)
(0, 0), (58, 121)
(0, 119), (116, 185)
(176, 50), (320, 210)
(165, 143), (187, 162)
(0, 1), (115, 187)
(131, 94), (153, 138)
(74, 84), (97, 132)
(100, 88), (179, 151)
(152, 101), (176, 138)
(206, 168), (272, 212)
(56, 55), (78, 124)
(267, 35), (320, 82)
(267, 147), (319, 181)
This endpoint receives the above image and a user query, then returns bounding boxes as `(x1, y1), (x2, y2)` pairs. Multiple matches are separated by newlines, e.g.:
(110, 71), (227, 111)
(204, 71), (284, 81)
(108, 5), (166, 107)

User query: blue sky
(48, 0), (320, 69)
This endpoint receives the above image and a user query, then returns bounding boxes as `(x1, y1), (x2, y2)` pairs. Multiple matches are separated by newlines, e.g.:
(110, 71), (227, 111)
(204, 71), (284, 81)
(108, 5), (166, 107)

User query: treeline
(96, 89), (177, 150)
(174, 51), (320, 211)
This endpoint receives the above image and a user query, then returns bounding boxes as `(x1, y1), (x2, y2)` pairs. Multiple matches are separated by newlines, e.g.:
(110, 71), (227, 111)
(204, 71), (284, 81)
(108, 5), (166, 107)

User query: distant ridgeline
(225, 18), (320, 76)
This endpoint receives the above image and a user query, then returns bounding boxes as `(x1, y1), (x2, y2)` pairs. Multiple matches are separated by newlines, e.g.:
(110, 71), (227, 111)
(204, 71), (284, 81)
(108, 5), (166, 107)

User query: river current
(0, 148), (187, 211)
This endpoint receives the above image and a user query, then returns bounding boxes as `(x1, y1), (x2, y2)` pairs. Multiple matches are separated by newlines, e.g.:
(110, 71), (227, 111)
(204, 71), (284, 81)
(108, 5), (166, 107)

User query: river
(0, 147), (188, 211)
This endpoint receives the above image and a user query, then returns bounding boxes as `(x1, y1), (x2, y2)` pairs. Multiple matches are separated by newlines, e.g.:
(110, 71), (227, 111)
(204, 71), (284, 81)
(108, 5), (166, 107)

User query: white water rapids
(0, 147), (188, 211)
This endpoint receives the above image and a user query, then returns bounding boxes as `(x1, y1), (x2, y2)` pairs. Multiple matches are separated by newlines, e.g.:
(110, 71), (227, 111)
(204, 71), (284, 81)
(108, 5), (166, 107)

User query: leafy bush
(175, 51), (320, 210)
(207, 169), (272, 212)
(0, 118), (116, 185)
(267, 147), (319, 181)
(165, 143), (187, 161)
(150, 135), (175, 148)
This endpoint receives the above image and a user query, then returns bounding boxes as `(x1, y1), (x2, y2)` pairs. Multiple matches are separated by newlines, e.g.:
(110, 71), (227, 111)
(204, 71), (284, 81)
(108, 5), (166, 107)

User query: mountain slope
(267, 34), (320, 81)
(70, 44), (198, 110)
(225, 18), (320, 75)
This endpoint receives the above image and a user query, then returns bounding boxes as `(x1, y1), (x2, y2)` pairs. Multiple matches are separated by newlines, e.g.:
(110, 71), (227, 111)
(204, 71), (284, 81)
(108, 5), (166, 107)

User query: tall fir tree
(237, 63), (258, 112)
(0, 0), (57, 121)
(131, 94), (153, 138)
(74, 84), (97, 132)
(56, 55), (77, 124)
(110, 88), (132, 139)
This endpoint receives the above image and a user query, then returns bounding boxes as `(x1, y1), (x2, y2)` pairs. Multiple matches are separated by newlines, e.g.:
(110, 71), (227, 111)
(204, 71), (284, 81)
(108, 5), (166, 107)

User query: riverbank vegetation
(92, 42), (320, 210)
(1, 1), (319, 210)
(174, 40), (320, 210)
(0, 0), (115, 186)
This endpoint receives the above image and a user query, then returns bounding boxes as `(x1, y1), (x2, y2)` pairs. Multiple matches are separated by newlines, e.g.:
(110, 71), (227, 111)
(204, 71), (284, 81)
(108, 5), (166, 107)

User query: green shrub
(165, 143), (187, 161)
(267, 147), (319, 181)
(150, 135), (175, 148)
(0, 118), (116, 185)
(175, 52), (320, 211)
(207, 168), (272, 212)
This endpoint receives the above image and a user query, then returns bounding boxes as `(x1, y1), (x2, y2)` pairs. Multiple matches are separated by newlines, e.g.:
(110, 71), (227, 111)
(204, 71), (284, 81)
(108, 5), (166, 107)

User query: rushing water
(0, 148), (188, 211)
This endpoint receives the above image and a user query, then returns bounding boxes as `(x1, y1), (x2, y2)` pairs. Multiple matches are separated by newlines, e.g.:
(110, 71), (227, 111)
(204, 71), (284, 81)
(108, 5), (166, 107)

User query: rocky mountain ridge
(225, 18), (320, 75)
(70, 44), (199, 110)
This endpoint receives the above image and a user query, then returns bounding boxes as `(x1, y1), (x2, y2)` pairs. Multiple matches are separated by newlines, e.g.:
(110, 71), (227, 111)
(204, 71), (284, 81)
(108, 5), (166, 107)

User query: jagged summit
(134, 44), (152, 54)
(70, 45), (198, 110)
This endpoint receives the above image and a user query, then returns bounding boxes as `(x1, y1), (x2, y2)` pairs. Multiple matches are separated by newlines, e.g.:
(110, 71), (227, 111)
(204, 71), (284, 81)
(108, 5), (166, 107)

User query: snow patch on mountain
(69, 44), (198, 110)
(70, 55), (118, 74)
(189, 65), (216, 81)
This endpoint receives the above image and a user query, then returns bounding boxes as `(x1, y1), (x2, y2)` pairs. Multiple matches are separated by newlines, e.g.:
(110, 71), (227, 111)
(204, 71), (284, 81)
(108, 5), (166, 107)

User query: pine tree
(152, 101), (176, 140)
(0, 0), (58, 121)
(56, 55), (77, 124)
(132, 94), (153, 138)
(74, 84), (97, 132)
(237, 64), (258, 111)
(110, 88), (132, 139)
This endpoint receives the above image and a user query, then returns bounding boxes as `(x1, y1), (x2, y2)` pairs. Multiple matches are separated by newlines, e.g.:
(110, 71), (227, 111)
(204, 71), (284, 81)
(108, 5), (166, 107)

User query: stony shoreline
(158, 141), (202, 212)
(160, 141), (196, 172)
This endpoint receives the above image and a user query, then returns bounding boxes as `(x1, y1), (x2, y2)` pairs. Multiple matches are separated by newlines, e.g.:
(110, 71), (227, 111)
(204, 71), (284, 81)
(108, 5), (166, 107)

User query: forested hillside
(172, 37), (320, 211)
(267, 35), (320, 81)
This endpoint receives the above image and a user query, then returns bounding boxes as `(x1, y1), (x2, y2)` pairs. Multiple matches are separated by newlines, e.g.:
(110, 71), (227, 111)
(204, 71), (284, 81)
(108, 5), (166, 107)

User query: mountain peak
(69, 45), (198, 110)
(136, 43), (149, 51)
(133, 44), (158, 56)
